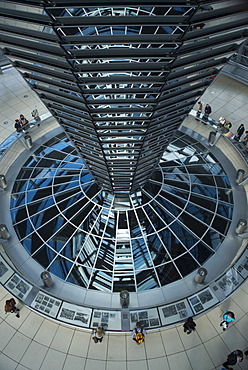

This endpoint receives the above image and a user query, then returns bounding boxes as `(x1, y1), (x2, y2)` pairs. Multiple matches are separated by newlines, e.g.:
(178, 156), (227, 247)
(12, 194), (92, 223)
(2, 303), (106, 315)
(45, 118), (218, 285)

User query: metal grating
(0, 0), (247, 194)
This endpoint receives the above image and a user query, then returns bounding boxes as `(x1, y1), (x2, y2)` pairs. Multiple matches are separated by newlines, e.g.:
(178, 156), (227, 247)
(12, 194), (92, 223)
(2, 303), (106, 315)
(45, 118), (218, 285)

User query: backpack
(135, 328), (144, 343)
(227, 351), (243, 365)
(227, 353), (237, 365)
(226, 311), (235, 319)
(234, 350), (243, 361)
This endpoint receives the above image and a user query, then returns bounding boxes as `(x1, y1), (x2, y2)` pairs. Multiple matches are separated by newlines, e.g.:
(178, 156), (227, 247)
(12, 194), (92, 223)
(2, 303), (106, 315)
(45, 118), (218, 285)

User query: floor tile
(19, 341), (48, 369)
(177, 326), (202, 350)
(62, 354), (86, 369)
(167, 351), (193, 370)
(230, 288), (248, 314)
(187, 344), (214, 370)
(39, 348), (66, 370)
(147, 356), (169, 370)
(127, 359), (148, 370)
(160, 327), (184, 355)
(220, 325), (248, 352)
(107, 334), (126, 361)
(50, 324), (74, 352)
(33, 319), (58, 346)
(84, 358), (107, 370)
(3, 331), (31, 362)
(68, 329), (90, 357)
(126, 337), (146, 361)
(195, 315), (219, 343)
(16, 365), (31, 370)
(234, 314), (248, 342)
(144, 331), (166, 359)
(240, 280), (248, 294)
(0, 321), (16, 351)
(206, 306), (225, 332)
(204, 336), (229, 367)
(106, 361), (127, 370)
(0, 353), (18, 370)
(18, 311), (44, 338)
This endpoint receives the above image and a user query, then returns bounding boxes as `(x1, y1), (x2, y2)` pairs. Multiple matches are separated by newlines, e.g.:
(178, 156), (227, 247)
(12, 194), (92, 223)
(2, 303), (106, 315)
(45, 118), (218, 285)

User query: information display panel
(57, 302), (92, 327)
(215, 268), (243, 297)
(188, 287), (219, 315)
(129, 307), (160, 329)
(5, 273), (32, 300)
(158, 300), (192, 325)
(91, 309), (122, 331)
(0, 255), (14, 284)
(31, 292), (62, 318)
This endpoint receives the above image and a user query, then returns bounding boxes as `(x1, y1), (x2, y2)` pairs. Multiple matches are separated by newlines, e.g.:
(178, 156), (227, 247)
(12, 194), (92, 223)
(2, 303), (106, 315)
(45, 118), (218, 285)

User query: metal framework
(0, 0), (247, 194)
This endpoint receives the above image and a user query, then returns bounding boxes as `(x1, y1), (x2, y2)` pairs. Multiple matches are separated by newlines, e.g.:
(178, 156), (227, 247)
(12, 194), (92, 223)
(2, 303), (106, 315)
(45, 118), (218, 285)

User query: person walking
(220, 311), (235, 331)
(92, 326), (105, 343)
(4, 298), (20, 318)
(183, 317), (196, 334)
(221, 349), (243, 369)
(236, 124), (245, 140)
(132, 322), (146, 344)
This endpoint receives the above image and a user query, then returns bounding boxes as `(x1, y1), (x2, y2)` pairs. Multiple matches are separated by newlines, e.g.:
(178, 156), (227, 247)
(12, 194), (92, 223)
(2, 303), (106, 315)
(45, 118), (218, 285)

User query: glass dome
(10, 131), (233, 293)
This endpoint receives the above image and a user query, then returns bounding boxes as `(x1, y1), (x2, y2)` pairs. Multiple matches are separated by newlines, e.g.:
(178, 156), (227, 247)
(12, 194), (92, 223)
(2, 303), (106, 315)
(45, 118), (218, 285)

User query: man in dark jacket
(222, 349), (243, 369)
(204, 104), (212, 118)
(14, 119), (22, 132)
(237, 124), (245, 140)
(242, 130), (248, 146)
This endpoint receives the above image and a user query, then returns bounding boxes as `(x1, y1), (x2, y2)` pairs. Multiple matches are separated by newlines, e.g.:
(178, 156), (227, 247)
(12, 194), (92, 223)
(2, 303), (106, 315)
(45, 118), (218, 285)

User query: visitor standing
(183, 317), (196, 334)
(4, 298), (20, 318)
(196, 101), (203, 119)
(92, 327), (105, 343)
(19, 114), (29, 126)
(204, 104), (212, 120)
(242, 130), (248, 146)
(14, 119), (22, 132)
(236, 124), (245, 140)
(132, 322), (146, 344)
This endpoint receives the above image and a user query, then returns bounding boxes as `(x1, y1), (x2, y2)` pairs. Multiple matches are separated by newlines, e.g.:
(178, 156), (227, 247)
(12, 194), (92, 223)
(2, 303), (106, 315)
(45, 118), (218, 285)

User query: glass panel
(156, 263), (181, 285)
(48, 258), (73, 280)
(88, 270), (113, 292)
(174, 254), (198, 277)
(131, 238), (152, 270)
(67, 265), (92, 287)
(147, 233), (171, 265)
(136, 269), (159, 291)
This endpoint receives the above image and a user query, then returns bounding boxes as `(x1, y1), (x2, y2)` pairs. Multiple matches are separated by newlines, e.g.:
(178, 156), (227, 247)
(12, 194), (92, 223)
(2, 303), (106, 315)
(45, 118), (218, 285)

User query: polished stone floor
(0, 67), (247, 370)
(0, 282), (247, 370)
